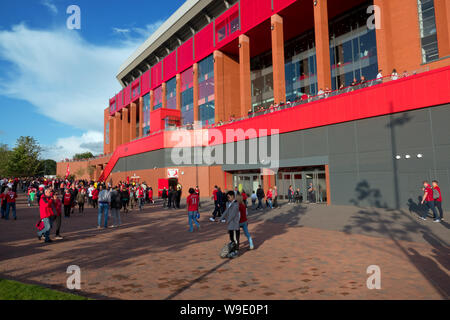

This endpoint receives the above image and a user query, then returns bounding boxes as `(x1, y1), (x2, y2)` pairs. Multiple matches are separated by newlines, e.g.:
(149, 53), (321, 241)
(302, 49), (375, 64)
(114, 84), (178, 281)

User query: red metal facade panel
(273, 0), (297, 12)
(123, 85), (131, 106)
(177, 38), (194, 73)
(194, 22), (214, 63)
(101, 66), (450, 181)
(117, 91), (123, 111)
(215, 3), (240, 46)
(240, 0), (272, 33)
(141, 70), (150, 95)
(131, 78), (140, 102)
(163, 51), (178, 82)
(151, 62), (163, 89)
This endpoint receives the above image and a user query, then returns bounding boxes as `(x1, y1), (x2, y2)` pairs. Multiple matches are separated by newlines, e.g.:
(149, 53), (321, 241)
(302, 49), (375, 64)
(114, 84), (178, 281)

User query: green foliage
(5, 136), (42, 177)
(38, 159), (57, 176)
(73, 152), (94, 160)
(0, 279), (88, 300)
(0, 144), (11, 176)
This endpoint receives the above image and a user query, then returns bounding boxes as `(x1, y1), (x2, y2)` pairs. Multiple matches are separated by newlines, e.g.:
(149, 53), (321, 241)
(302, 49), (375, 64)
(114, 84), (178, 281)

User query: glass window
(181, 67), (194, 125)
(142, 93), (150, 136)
(251, 50), (274, 110)
(284, 29), (318, 101)
(198, 55), (215, 126)
(217, 25), (227, 42)
(229, 15), (239, 35)
(329, 3), (379, 90)
(132, 84), (140, 99)
(166, 77), (177, 109)
(153, 86), (163, 110)
(417, 0), (439, 63)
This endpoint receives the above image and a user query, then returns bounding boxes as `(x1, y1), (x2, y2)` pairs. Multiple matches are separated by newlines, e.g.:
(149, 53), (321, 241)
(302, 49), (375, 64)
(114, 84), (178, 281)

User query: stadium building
(57, 0), (450, 210)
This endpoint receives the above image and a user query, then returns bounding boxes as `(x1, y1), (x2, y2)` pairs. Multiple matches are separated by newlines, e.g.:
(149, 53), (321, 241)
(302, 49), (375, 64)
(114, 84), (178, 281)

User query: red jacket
(148, 189), (153, 199)
(53, 199), (62, 216)
(39, 196), (54, 219)
(239, 203), (247, 223)
(92, 188), (99, 200)
(6, 191), (17, 203)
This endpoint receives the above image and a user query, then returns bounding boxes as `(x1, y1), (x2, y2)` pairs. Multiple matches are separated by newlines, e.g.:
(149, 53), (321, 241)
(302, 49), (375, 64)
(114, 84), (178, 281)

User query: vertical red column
(313, 0), (332, 91)
(239, 34), (252, 117)
(271, 14), (286, 104)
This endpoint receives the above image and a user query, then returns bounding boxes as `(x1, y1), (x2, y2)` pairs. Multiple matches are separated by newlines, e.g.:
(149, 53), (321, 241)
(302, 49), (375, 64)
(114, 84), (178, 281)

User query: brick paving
(0, 194), (448, 300)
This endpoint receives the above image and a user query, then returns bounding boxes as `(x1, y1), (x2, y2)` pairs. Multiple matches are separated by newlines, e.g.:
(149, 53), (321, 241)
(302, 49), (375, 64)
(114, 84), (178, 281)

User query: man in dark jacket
(162, 187), (168, 208)
(256, 185), (265, 209)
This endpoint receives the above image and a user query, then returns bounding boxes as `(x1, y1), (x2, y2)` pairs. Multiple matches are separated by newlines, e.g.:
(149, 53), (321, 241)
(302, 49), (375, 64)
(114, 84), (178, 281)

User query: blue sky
(0, 0), (180, 160)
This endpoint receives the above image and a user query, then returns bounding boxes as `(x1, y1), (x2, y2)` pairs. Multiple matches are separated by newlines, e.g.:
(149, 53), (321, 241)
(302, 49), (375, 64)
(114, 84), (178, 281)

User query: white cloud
(42, 131), (104, 161)
(112, 27), (131, 35)
(0, 23), (143, 132)
(132, 21), (164, 38)
(41, 0), (58, 14)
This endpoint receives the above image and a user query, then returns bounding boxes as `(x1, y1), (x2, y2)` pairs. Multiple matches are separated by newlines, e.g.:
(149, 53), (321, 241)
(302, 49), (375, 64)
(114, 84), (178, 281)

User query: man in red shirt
(432, 180), (443, 221)
(187, 188), (200, 232)
(420, 181), (439, 222)
(63, 189), (73, 218)
(5, 187), (17, 220)
(210, 186), (220, 222)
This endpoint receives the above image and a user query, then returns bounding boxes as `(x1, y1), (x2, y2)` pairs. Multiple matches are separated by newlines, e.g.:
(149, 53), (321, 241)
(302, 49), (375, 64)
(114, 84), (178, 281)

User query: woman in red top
(148, 187), (154, 204)
(5, 188), (17, 220)
(91, 187), (99, 209)
(237, 195), (254, 250)
(63, 189), (72, 218)
(38, 188), (54, 243)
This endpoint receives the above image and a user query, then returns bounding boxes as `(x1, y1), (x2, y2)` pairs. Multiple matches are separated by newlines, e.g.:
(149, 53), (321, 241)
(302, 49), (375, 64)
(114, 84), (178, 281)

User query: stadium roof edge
(116, 0), (214, 87)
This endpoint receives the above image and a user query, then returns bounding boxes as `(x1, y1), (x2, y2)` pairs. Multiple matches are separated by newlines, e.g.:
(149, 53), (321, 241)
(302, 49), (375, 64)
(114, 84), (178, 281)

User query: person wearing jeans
(97, 185), (111, 228)
(38, 188), (54, 243)
(432, 180), (444, 221)
(187, 188), (200, 232)
(421, 181), (439, 222)
(237, 195), (254, 250)
(5, 188), (17, 220)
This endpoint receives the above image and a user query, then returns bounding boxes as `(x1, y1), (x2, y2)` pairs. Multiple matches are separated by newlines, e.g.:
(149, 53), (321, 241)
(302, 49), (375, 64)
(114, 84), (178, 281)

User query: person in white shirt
(391, 68), (399, 80)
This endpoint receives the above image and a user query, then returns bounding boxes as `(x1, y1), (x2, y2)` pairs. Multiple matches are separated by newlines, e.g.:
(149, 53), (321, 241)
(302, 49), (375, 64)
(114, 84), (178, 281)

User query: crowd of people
(0, 175), (444, 256)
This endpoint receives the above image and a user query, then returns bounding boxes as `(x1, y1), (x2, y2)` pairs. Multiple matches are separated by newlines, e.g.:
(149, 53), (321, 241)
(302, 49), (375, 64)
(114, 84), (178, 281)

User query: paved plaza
(0, 194), (449, 300)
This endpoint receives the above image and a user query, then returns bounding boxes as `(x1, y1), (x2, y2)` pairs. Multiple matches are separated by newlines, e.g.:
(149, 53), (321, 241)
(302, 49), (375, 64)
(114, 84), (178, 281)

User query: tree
(38, 159), (57, 176)
(0, 144), (11, 176)
(6, 136), (42, 177)
(73, 152), (94, 160)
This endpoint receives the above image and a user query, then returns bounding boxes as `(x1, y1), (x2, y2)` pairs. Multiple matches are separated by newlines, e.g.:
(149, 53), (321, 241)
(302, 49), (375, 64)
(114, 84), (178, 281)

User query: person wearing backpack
(110, 186), (122, 228)
(97, 184), (111, 229)
(432, 180), (443, 221)
(220, 191), (241, 258)
(420, 181), (439, 222)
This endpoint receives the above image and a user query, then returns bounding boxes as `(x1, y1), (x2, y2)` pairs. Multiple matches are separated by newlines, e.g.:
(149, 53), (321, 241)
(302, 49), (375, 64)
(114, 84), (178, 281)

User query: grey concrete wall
(112, 104), (450, 211)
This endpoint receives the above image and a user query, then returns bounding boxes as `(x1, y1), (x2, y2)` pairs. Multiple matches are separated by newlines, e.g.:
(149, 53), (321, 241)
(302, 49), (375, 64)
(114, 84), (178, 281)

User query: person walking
(176, 183), (182, 209)
(273, 186), (278, 208)
(432, 180), (444, 221)
(237, 194), (254, 250)
(63, 189), (72, 218)
(288, 185), (294, 204)
(162, 187), (168, 208)
(266, 188), (273, 209)
(250, 191), (257, 210)
(295, 188), (302, 204)
(97, 185), (111, 228)
(148, 187), (154, 204)
(110, 186), (122, 228)
(51, 192), (63, 240)
(420, 181), (440, 222)
(5, 187), (17, 220)
(210, 186), (220, 221)
(256, 185), (265, 210)
(92, 186), (99, 209)
(38, 188), (54, 243)
(120, 186), (129, 213)
(137, 185), (145, 211)
(76, 187), (86, 213)
(0, 188), (7, 219)
(187, 188), (200, 232)
(220, 191), (241, 258)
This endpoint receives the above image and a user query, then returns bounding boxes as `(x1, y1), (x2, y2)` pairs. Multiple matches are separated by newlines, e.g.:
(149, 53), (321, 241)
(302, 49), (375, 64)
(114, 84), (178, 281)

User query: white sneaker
(419, 217), (427, 221)
(221, 219), (226, 223)
(433, 219), (441, 223)
(209, 217), (215, 222)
